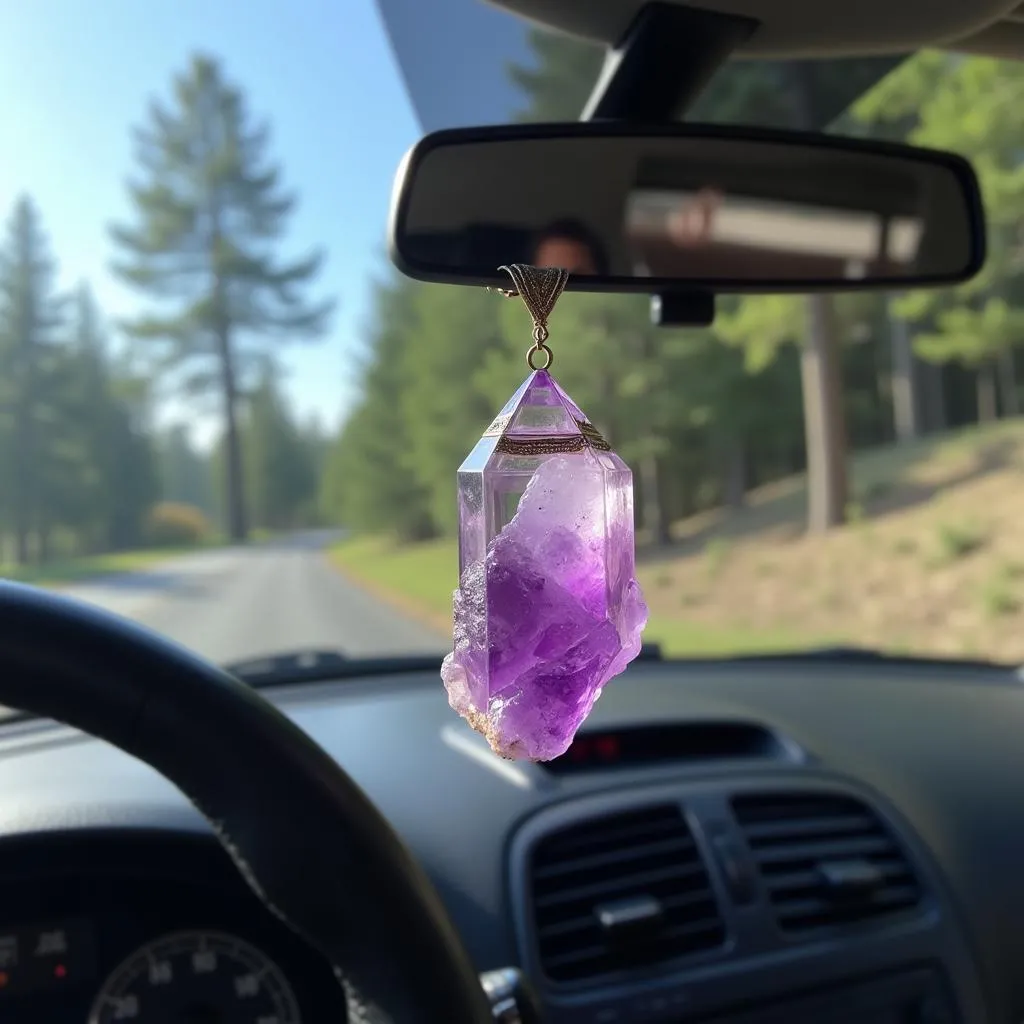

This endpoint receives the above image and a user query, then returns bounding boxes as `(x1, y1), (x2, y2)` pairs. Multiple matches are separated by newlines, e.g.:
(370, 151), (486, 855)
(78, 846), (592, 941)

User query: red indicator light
(53, 964), (67, 979)
(595, 735), (620, 760)
(0, 971), (8, 988)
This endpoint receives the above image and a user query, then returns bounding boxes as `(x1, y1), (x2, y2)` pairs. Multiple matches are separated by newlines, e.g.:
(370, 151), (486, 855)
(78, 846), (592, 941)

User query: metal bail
(497, 264), (570, 329)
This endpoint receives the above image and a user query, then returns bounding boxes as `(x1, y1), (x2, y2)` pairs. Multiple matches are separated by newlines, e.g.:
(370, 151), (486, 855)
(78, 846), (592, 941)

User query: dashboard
(0, 655), (1023, 1022)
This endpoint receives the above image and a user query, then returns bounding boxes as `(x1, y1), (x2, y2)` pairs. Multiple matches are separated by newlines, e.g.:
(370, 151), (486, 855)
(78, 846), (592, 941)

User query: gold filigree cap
(491, 264), (571, 370)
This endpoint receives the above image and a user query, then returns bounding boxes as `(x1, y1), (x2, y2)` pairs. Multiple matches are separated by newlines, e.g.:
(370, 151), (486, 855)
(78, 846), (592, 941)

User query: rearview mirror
(388, 124), (985, 294)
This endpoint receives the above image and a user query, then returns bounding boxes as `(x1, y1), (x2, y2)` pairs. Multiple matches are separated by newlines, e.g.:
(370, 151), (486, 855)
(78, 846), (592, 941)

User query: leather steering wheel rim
(0, 581), (492, 1024)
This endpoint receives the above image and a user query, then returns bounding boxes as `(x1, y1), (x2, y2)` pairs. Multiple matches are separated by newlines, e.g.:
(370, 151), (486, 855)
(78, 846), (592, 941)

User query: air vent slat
(773, 885), (919, 924)
(533, 835), (696, 882)
(751, 834), (894, 864)
(765, 861), (911, 892)
(534, 860), (709, 910)
(732, 791), (923, 937)
(535, 816), (684, 859)
(538, 889), (715, 940)
(542, 943), (610, 971)
(529, 804), (725, 983)
(539, 912), (728, 976)
(739, 812), (876, 842)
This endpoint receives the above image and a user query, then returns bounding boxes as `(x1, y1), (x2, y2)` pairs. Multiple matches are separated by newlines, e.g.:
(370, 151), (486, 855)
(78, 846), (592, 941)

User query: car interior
(4, 1), (1024, 1023)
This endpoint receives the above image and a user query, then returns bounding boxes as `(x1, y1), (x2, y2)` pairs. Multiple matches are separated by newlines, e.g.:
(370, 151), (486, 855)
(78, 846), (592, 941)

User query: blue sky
(0, 0), (529, 446)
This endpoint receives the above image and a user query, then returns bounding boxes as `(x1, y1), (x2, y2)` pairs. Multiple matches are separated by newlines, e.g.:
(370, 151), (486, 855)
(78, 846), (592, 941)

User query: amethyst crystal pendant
(441, 368), (648, 761)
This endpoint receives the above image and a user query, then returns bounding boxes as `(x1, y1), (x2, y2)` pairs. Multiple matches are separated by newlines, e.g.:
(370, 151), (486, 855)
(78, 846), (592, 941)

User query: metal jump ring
(527, 343), (554, 371)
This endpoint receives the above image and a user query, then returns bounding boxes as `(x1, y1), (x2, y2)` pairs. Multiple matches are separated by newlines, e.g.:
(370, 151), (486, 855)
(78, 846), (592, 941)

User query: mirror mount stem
(651, 291), (716, 328)
(581, 3), (758, 123)
(582, 3), (756, 321)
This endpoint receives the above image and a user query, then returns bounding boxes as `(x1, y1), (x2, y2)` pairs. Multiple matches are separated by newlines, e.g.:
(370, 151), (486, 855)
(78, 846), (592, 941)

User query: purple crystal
(441, 370), (648, 761)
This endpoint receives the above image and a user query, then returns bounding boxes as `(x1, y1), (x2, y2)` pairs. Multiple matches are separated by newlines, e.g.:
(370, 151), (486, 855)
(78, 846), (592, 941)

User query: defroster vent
(528, 804), (725, 983)
(731, 791), (922, 934)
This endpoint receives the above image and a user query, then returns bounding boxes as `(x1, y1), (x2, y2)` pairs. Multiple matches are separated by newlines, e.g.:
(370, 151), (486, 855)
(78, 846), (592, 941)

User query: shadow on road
(75, 571), (211, 599)
(61, 531), (345, 599)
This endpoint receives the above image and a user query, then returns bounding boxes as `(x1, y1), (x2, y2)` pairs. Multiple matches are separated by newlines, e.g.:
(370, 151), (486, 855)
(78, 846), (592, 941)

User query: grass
(644, 616), (826, 657)
(329, 536), (456, 634)
(930, 519), (987, 566)
(979, 562), (1024, 619)
(331, 537), (827, 657)
(330, 416), (1024, 662)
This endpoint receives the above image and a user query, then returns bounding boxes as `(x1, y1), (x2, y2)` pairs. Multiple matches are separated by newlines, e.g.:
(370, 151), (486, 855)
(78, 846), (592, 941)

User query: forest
(327, 39), (1024, 661)
(327, 41), (1024, 544)
(0, 55), (332, 570)
(5, 32), (1024, 660)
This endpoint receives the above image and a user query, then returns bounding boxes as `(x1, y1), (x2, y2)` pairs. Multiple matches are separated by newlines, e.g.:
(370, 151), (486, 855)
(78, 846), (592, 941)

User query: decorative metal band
(495, 435), (587, 456)
(493, 420), (611, 456)
(578, 420), (612, 451)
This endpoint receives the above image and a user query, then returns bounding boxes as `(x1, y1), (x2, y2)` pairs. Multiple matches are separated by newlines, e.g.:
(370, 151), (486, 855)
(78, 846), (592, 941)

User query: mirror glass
(392, 131), (983, 291)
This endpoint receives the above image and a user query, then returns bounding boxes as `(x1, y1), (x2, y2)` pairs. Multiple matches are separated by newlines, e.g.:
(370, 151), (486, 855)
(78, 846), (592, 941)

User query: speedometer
(88, 930), (301, 1023)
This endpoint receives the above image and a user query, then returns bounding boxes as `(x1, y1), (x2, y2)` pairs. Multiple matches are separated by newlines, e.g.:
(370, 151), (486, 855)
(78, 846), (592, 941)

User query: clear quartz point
(441, 369), (648, 761)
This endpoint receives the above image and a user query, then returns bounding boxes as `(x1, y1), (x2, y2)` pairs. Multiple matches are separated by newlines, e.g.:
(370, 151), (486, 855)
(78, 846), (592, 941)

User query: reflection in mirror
(392, 130), (983, 291)
(625, 186), (924, 280)
(533, 219), (608, 276)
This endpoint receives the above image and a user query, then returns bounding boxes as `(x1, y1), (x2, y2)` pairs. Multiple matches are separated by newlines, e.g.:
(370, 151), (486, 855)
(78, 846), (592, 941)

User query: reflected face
(534, 236), (598, 275)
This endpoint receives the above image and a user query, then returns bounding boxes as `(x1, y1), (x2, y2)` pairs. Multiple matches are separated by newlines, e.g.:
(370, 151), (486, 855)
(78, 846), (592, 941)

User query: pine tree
(320, 277), (436, 541)
(244, 362), (316, 531)
(66, 284), (112, 548)
(508, 28), (604, 121)
(110, 53), (335, 542)
(0, 197), (67, 563)
(69, 284), (158, 551)
(158, 424), (215, 514)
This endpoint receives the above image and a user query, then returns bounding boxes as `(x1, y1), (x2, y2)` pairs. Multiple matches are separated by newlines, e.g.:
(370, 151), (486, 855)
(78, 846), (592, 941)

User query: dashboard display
(0, 918), (96, 997)
(88, 930), (300, 1023)
(543, 722), (782, 773)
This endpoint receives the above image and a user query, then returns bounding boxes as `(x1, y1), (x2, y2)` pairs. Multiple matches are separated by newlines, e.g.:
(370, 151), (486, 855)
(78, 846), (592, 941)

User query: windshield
(2, 3), (1022, 676)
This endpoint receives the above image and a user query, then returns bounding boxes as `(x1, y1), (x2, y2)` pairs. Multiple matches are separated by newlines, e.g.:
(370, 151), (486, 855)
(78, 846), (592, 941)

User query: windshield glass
(2, 3), (1022, 676)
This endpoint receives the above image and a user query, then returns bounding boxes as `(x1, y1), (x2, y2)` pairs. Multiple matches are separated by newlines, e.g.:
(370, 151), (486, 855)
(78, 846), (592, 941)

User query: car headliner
(376, 0), (1024, 136)
(375, 0), (932, 133)
(487, 0), (1024, 59)
(377, 0), (1023, 138)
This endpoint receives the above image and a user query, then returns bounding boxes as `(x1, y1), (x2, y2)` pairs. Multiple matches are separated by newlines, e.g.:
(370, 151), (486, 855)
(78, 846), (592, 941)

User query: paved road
(49, 531), (446, 667)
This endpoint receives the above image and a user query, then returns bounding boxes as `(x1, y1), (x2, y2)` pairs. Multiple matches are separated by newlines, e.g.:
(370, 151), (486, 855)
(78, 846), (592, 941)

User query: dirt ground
(639, 419), (1024, 661)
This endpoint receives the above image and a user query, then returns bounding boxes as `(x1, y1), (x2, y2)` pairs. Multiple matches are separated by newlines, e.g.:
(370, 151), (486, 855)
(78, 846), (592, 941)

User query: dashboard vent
(731, 791), (922, 934)
(528, 804), (725, 983)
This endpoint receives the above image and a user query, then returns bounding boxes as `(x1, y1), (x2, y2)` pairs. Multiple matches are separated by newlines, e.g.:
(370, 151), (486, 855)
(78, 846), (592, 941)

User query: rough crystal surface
(441, 371), (648, 761)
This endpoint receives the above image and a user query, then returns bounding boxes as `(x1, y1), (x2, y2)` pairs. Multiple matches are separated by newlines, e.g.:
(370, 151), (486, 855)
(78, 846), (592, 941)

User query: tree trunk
(638, 453), (670, 546)
(997, 346), (1019, 417)
(208, 210), (247, 543)
(629, 323), (673, 543)
(800, 294), (849, 532)
(920, 361), (947, 433)
(977, 362), (998, 423)
(12, 425), (30, 566)
(38, 521), (51, 564)
(214, 314), (247, 542)
(788, 61), (849, 533)
(221, 365), (247, 542)
(889, 307), (921, 442)
(721, 437), (747, 509)
(12, 370), (33, 566)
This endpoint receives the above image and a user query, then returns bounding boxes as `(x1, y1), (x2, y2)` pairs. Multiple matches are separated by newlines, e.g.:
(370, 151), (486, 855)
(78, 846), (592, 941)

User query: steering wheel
(0, 582), (493, 1024)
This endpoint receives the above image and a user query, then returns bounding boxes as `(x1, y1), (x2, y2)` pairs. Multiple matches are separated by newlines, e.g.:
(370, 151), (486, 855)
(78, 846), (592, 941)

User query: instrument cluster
(0, 832), (347, 1023)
